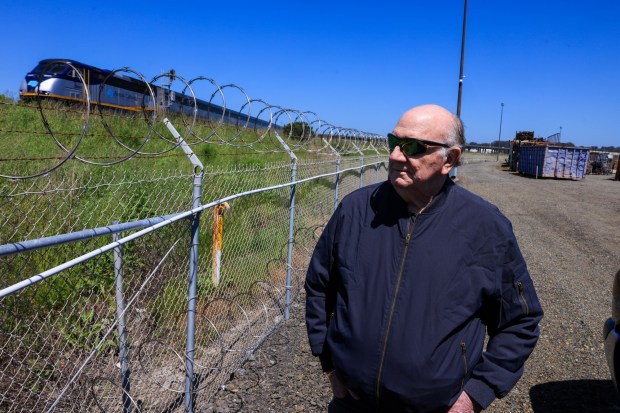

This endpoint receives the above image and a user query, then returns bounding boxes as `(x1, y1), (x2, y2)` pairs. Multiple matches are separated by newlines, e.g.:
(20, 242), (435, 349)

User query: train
(19, 58), (270, 128)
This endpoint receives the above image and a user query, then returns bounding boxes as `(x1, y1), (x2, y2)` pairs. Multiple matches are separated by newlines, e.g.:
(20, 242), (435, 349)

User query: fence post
(323, 138), (341, 212)
(359, 153), (364, 188)
(112, 220), (131, 413)
(273, 131), (298, 320)
(184, 170), (203, 411)
(334, 158), (341, 212)
(285, 158), (298, 320)
(370, 143), (381, 183)
(164, 118), (204, 413)
(351, 142), (364, 188)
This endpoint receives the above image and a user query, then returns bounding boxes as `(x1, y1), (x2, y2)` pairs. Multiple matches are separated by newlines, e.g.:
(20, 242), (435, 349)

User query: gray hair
(446, 116), (465, 148)
(441, 116), (465, 166)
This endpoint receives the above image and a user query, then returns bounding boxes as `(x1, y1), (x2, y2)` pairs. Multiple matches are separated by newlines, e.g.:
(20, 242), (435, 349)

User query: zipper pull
(460, 342), (469, 390)
(515, 281), (530, 315)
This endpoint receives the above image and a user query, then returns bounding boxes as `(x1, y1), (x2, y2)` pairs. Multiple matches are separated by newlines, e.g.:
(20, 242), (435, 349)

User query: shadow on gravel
(530, 380), (619, 413)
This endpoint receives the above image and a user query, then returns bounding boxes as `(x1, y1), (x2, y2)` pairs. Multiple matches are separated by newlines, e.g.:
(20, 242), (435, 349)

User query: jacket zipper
(460, 342), (468, 390)
(375, 215), (416, 401)
(515, 281), (529, 315)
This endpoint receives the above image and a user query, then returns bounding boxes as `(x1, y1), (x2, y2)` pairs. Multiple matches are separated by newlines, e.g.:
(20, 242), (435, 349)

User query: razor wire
(0, 59), (387, 180)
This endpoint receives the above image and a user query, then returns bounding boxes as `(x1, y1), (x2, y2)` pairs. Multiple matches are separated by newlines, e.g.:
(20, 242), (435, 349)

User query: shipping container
(518, 145), (590, 180)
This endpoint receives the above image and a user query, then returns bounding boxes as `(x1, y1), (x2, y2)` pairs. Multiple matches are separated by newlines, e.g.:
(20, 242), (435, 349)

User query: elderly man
(305, 104), (543, 412)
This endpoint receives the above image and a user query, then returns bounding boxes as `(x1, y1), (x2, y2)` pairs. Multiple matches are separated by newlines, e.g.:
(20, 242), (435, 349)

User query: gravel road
(207, 161), (620, 413)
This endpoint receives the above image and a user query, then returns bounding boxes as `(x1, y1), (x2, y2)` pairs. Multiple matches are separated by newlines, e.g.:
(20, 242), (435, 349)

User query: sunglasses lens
(388, 134), (398, 152)
(387, 134), (427, 156)
(401, 140), (423, 156)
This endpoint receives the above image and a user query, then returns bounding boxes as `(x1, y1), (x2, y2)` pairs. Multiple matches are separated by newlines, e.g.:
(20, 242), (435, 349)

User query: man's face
(387, 111), (453, 194)
(388, 139), (447, 190)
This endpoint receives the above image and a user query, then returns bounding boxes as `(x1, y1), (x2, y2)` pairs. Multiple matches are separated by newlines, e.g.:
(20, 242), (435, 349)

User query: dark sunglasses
(387, 133), (451, 156)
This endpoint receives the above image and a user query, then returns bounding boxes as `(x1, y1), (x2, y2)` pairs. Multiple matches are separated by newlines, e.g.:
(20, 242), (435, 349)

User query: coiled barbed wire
(0, 59), (387, 180)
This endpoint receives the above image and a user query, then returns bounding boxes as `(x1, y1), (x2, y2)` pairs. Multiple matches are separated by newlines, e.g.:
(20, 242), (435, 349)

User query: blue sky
(2, 1), (619, 147)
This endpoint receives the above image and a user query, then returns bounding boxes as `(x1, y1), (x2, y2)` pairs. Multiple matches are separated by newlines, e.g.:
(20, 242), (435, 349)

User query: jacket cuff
(464, 378), (496, 409)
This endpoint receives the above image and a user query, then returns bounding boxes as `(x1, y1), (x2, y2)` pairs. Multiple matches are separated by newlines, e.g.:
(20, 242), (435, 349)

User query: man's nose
(389, 145), (407, 162)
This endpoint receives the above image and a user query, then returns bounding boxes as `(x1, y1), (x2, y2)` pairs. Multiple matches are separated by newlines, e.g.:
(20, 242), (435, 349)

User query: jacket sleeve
(304, 204), (342, 372)
(464, 229), (544, 409)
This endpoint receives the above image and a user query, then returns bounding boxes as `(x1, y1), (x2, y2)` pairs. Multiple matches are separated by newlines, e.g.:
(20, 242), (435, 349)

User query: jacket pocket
(514, 280), (530, 315)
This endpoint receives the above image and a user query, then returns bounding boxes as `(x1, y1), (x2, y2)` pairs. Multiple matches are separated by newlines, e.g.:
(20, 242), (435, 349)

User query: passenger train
(19, 58), (270, 128)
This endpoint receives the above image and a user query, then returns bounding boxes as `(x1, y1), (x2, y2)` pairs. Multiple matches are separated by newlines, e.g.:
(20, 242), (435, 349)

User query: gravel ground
(207, 161), (620, 413)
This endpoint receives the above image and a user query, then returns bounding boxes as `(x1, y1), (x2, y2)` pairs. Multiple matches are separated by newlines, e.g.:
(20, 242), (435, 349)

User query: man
(305, 104), (543, 412)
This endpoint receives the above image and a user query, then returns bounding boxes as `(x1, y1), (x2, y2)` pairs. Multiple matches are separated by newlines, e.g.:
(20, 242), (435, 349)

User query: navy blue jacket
(305, 179), (543, 412)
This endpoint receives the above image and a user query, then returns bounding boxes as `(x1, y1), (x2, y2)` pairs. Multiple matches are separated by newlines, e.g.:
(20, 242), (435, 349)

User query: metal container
(518, 145), (590, 179)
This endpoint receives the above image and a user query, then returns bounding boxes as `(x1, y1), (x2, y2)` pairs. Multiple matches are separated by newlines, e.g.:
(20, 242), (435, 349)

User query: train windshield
(30, 62), (69, 76)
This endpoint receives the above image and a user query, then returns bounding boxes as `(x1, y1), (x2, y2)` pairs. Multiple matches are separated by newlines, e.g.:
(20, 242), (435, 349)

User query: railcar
(19, 59), (269, 128)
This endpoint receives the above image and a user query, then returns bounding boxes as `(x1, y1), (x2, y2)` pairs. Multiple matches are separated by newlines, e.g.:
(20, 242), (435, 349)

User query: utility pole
(496, 102), (504, 161)
(456, 0), (468, 118)
(451, 0), (468, 181)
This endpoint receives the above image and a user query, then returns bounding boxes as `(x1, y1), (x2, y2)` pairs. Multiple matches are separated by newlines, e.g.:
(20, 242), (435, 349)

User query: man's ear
(443, 148), (461, 171)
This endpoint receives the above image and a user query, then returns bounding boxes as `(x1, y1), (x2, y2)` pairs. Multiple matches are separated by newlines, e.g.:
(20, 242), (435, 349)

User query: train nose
(21, 76), (39, 93)
(26, 79), (39, 92)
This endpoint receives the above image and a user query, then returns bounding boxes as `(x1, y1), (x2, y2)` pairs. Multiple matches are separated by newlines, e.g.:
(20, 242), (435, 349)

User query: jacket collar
(416, 177), (454, 216)
(371, 178), (454, 236)
(381, 177), (453, 216)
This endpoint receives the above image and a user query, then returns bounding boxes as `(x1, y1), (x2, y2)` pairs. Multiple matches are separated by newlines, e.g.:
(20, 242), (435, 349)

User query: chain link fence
(1, 153), (388, 412)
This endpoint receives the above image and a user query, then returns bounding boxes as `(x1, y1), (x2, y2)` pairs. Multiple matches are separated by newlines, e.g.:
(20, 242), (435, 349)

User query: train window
(30, 62), (69, 76)
(30, 63), (46, 74)
(69, 69), (78, 78)
(45, 64), (67, 76)
(91, 71), (105, 82)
